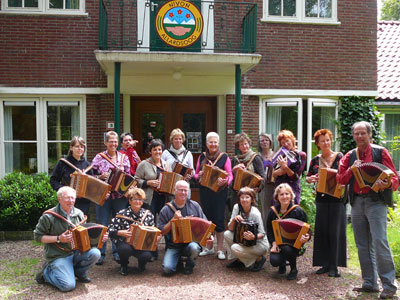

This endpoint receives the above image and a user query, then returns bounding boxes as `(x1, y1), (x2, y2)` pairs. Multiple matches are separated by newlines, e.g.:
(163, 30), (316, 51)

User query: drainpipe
(114, 62), (121, 140)
(235, 64), (242, 154)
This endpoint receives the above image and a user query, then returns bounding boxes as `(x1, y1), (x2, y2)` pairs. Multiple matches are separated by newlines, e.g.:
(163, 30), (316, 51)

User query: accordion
(70, 172), (112, 206)
(157, 171), (184, 195)
(172, 162), (193, 178)
(171, 217), (216, 246)
(126, 224), (161, 251)
(107, 168), (137, 196)
(199, 164), (228, 192)
(316, 168), (344, 198)
(351, 162), (395, 192)
(233, 168), (264, 191)
(272, 218), (310, 250)
(70, 223), (107, 252)
(233, 220), (258, 247)
(265, 147), (297, 168)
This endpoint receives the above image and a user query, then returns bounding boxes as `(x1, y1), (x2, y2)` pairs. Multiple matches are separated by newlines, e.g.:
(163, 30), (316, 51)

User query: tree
(380, 0), (400, 21)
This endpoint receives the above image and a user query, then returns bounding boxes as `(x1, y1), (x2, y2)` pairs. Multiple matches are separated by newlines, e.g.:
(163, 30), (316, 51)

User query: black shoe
(251, 256), (266, 272)
(316, 266), (329, 274)
(176, 261), (185, 272)
(353, 286), (380, 293)
(76, 276), (91, 283)
(286, 269), (298, 281)
(278, 265), (286, 274)
(328, 268), (340, 277)
(138, 263), (146, 273)
(183, 267), (193, 275)
(35, 262), (48, 284)
(120, 265), (128, 276)
(226, 259), (245, 269)
(96, 255), (105, 265)
(379, 289), (396, 299)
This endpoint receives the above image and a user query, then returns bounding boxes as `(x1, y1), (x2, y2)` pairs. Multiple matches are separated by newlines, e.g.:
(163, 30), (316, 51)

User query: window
(0, 97), (85, 177)
(381, 111), (400, 171)
(1, 0), (85, 14)
(262, 0), (338, 24)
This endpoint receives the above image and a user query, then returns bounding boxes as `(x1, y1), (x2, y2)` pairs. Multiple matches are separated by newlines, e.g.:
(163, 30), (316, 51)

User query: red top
(120, 147), (140, 176)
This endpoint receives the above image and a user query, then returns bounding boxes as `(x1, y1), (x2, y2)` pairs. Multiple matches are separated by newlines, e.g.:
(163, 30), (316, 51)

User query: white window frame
(0, 96), (86, 178)
(306, 98), (338, 167)
(378, 107), (400, 171)
(1, 0), (87, 16)
(260, 97), (303, 150)
(261, 0), (339, 25)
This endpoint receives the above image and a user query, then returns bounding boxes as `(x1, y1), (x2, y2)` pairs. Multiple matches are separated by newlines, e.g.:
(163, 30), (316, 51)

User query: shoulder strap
(167, 149), (178, 160)
(166, 202), (177, 213)
(147, 159), (167, 172)
(245, 153), (258, 169)
(140, 209), (150, 225)
(60, 158), (82, 173)
(270, 206), (280, 219)
(281, 205), (299, 219)
(115, 214), (135, 223)
(211, 152), (226, 167)
(99, 152), (119, 168)
(42, 210), (87, 228)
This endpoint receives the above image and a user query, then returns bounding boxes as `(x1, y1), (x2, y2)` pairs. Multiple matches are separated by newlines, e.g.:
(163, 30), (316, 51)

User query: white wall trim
(0, 88), (111, 95)
(242, 89), (377, 97)
(217, 95), (226, 152)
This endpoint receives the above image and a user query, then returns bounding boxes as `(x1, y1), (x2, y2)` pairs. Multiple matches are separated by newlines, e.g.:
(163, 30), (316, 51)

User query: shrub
(0, 172), (57, 231)
(300, 177), (316, 229)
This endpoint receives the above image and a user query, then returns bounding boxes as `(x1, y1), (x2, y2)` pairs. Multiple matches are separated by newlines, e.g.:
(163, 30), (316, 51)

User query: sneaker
(35, 262), (48, 284)
(96, 255), (105, 265)
(226, 259), (245, 268)
(217, 251), (226, 260)
(251, 256), (266, 272)
(286, 269), (298, 281)
(199, 247), (215, 256)
(380, 289), (396, 299)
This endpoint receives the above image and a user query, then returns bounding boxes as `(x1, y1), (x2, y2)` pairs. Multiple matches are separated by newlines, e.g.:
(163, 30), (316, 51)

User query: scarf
(202, 148), (222, 168)
(236, 149), (256, 166)
(168, 145), (186, 159)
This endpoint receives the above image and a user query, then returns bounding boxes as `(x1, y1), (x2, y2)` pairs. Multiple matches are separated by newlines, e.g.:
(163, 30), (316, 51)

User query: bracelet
(56, 235), (60, 243)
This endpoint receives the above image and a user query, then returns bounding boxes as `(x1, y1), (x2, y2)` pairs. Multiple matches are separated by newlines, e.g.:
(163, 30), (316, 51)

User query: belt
(354, 193), (370, 198)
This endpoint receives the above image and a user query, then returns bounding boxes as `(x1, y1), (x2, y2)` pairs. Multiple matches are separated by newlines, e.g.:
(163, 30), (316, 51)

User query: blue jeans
(351, 195), (397, 293)
(96, 196), (128, 256)
(43, 248), (100, 292)
(162, 242), (201, 275)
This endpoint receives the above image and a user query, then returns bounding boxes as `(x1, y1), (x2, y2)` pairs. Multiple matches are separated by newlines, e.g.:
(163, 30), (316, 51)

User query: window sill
(0, 10), (88, 17)
(260, 18), (341, 26)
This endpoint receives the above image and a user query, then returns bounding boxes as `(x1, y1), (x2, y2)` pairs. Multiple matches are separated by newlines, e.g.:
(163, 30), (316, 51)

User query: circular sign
(155, 0), (203, 48)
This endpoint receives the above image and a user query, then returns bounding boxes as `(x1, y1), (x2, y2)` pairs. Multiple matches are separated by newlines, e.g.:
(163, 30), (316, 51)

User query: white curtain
(320, 106), (335, 135)
(4, 107), (14, 173)
(266, 105), (282, 145)
(71, 106), (80, 137)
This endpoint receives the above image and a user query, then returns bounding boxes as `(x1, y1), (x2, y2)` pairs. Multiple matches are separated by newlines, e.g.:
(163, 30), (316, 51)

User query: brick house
(0, 0), (378, 180)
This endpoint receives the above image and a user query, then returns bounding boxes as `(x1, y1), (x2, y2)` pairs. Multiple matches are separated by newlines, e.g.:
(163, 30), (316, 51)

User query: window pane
(269, 0), (281, 16)
(384, 114), (400, 140)
(47, 105), (80, 141)
(283, 0), (296, 16)
(25, 0), (38, 7)
(5, 142), (37, 174)
(305, 0), (318, 17)
(266, 105), (298, 144)
(384, 142), (400, 171)
(48, 142), (70, 173)
(183, 113), (206, 153)
(8, 0), (22, 7)
(49, 0), (63, 8)
(320, 0), (332, 18)
(311, 106), (336, 136)
(66, 0), (79, 9)
(4, 106), (36, 141)
(141, 113), (165, 152)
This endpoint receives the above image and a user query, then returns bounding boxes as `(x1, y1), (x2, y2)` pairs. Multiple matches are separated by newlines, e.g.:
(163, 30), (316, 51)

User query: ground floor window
(380, 109), (400, 171)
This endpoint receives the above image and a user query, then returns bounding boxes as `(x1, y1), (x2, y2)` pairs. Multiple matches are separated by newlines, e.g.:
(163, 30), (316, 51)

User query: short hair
(237, 187), (256, 206)
(125, 187), (146, 201)
(273, 183), (295, 203)
(206, 132), (219, 143)
(120, 132), (134, 143)
(277, 130), (297, 149)
(175, 180), (189, 191)
(313, 129), (333, 150)
(257, 133), (273, 153)
(57, 186), (76, 199)
(68, 136), (86, 157)
(169, 128), (185, 143)
(233, 132), (252, 149)
(105, 131), (119, 142)
(148, 139), (164, 152)
(351, 121), (372, 136)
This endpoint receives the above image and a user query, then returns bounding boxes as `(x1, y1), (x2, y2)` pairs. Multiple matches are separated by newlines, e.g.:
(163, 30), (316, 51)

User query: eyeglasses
(130, 198), (143, 202)
(176, 189), (188, 193)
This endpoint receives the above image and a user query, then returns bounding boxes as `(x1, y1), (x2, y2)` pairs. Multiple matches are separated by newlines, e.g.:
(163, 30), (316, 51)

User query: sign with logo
(155, 0), (203, 48)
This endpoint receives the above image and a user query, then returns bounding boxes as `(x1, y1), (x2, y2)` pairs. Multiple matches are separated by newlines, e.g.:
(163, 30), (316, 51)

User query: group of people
(34, 121), (398, 299)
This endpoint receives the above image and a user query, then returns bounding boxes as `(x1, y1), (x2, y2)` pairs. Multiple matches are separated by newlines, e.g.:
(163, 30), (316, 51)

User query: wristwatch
(56, 235), (60, 243)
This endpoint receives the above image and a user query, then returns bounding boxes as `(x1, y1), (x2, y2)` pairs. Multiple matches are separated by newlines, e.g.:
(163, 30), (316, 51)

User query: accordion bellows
(233, 168), (263, 191)
(126, 224), (161, 251)
(70, 172), (112, 206)
(199, 164), (228, 192)
(157, 172), (184, 195)
(351, 162), (394, 192)
(272, 218), (310, 250)
(71, 223), (107, 252)
(172, 162), (193, 178)
(316, 168), (344, 198)
(233, 221), (258, 247)
(171, 217), (216, 246)
(107, 168), (137, 196)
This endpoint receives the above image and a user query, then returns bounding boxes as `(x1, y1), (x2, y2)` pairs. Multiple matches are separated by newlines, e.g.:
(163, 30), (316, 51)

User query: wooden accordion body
(199, 164), (228, 192)
(70, 172), (111, 206)
(171, 217), (216, 246)
(272, 218), (310, 250)
(107, 168), (137, 196)
(157, 171), (184, 195)
(172, 162), (193, 178)
(70, 223), (107, 252)
(233, 168), (263, 191)
(316, 168), (344, 198)
(126, 224), (161, 251)
(233, 221), (258, 247)
(351, 162), (394, 192)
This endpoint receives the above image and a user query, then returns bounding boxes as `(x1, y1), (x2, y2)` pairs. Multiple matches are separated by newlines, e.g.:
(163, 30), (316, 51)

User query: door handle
(151, 2), (158, 12)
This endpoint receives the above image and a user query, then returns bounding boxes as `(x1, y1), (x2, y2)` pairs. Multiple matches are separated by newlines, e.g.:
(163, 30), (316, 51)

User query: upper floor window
(262, 0), (339, 24)
(2, 0), (86, 15)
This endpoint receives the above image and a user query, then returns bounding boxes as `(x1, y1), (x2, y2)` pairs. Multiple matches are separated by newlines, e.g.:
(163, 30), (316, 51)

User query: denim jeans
(162, 242), (201, 274)
(351, 195), (397, 293)
(96, 196), (128, 256)
(43, 248), (100, 292)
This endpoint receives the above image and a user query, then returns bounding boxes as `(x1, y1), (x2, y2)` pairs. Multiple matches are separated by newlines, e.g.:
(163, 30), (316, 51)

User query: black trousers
(270, 245), (299, 270)
(116, 241), (152, 267)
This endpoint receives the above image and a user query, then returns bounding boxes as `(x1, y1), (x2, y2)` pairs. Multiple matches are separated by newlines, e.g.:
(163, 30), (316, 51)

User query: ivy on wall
(338, 96), (383, 154)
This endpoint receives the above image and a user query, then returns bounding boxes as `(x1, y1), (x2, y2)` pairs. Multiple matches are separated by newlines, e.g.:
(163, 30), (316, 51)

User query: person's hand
(147, 179), (160, 188)
(173, 210), (182, 220)
(217, 176), (228, 186)
(232, 163), (245, 173)
(185, 173), (193, 181)
(59, 230), (73, 243)
(98, 172), (109, 181)
(352, 159), (363, 168)
(375, 178), (389, 191)
(277, 155), (288, 169)
(270, 242), (280, 253)
(233, 215), (244, 223)
(243, 231), (255, 241)
(102, 232), (109, 243)
(307, 174), (319, 184)
(156, 234), (162, 243)
(300, 233), (310, 243)
(118, 230), (132, 239)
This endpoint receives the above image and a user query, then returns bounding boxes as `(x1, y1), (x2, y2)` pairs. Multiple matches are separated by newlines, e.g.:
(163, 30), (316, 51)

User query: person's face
(59, 190), (76, 214)
(129, 197), (143, 213)
(316, 134), (332, 152)
(277, 188), (292, 207)
(206, 137), (219, 154)
(259, 136), (271, 150)
(122, 135), (133, 150)
(105, 137), (119, 153)
(175, 183), (189, 204)
(172, 135), (183, 150)
(239, 194), (252, 212)
(238, 140), (250, 154)
(353, 125), (371, 149)
(281, 137), (294, 150)
(70, 142), (85, 158)
(151, 145), (163, 160)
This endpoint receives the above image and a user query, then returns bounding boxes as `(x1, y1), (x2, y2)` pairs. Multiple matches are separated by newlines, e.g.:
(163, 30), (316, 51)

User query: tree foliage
(381, 0), (400, 21)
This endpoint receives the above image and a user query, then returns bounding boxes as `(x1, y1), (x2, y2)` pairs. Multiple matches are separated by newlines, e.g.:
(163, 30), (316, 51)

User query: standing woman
(120, 132), (141, 176)
(91, 131), (131, 265)
(194, 132), (233, 260)
(272, 130), (303, 205)
(306, 129), (346, 277)
(258, 133), (275, 224)
(50, 136), (93, 216)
